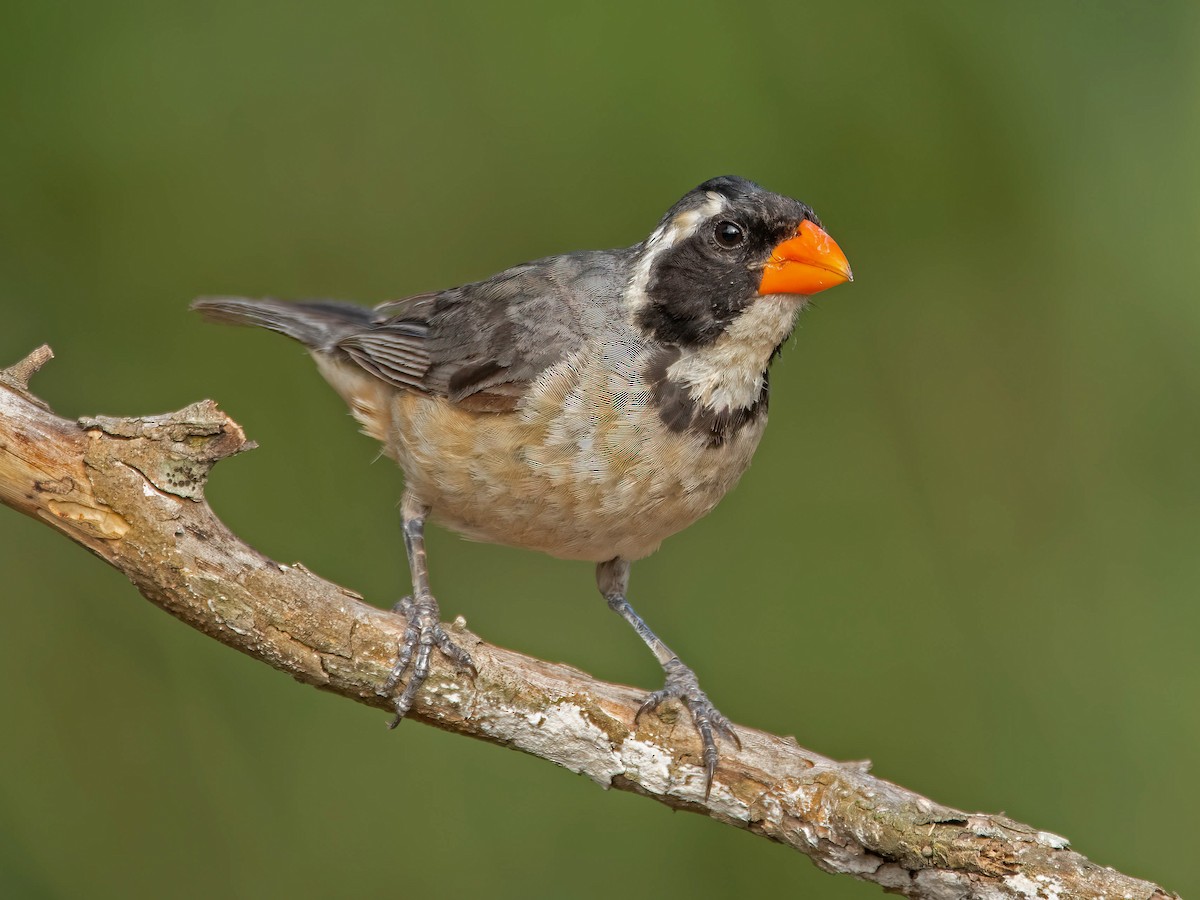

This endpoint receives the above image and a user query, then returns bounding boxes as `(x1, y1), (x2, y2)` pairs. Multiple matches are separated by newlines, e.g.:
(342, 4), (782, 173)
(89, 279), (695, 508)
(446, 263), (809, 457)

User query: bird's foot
(383, 593), (476, 725)
(636, 658), (741, 799)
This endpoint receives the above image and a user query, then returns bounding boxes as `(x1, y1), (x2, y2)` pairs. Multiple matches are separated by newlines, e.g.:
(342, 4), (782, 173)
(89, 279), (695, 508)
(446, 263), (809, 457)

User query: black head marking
(635, 177), (819, 348)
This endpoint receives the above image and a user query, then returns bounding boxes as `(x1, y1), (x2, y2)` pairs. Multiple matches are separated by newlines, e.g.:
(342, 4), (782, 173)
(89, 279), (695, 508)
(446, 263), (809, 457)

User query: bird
(193, 175), (852, 796)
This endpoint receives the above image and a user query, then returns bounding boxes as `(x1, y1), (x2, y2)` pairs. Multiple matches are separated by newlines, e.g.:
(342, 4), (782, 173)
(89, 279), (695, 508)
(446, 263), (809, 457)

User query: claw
(636, 658), (739, 799)
(383, 593), (475, 726)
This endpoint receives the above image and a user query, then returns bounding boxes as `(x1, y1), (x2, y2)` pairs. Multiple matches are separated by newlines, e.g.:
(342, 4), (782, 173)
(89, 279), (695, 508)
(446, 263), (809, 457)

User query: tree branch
(0, 347), (1176, 900)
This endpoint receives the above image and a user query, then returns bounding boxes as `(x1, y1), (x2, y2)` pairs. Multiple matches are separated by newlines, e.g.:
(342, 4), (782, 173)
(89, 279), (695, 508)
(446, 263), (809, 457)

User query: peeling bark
(0, 346), (1178, 900)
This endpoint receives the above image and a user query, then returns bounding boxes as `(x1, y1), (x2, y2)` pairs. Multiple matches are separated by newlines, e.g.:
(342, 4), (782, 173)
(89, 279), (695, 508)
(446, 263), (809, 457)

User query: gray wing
(338, 249), (631, 412)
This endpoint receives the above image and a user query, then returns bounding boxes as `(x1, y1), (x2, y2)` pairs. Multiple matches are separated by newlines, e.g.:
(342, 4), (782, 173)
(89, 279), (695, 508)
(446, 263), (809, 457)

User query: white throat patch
(665, 295), (801, 413)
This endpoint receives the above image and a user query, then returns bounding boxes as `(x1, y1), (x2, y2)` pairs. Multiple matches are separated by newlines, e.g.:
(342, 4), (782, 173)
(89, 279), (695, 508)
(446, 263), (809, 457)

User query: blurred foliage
(1, 2), (1197, 897)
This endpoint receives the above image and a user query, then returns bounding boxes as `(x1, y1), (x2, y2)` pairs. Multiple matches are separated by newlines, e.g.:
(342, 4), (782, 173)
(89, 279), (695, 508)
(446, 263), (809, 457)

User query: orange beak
(758, 219), (853, 296)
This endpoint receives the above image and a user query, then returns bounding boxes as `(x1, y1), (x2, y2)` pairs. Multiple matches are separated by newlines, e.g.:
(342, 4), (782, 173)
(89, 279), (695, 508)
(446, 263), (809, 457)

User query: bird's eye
(714, 221), (745, 249)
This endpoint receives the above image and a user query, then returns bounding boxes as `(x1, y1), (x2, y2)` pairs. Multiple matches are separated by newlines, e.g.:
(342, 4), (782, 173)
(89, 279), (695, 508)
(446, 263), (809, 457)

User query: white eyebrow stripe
(627, 192), (727, 316)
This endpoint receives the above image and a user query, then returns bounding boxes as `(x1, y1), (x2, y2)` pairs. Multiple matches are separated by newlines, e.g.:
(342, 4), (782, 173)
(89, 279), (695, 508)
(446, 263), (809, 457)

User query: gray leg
(597, 557), (740, 797)
(383, 492), (475, 725)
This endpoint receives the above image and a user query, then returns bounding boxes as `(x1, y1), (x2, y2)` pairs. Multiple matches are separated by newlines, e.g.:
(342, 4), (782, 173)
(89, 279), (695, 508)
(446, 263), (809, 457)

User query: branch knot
(81, 400), (255, 500)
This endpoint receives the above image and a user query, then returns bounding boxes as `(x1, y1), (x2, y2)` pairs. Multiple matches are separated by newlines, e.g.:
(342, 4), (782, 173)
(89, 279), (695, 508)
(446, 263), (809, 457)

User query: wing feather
(329, 249), (631, 410)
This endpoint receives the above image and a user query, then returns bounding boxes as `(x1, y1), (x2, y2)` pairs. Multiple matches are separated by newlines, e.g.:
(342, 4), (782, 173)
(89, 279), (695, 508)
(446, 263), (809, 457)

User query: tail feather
(191, 297), (377, 350)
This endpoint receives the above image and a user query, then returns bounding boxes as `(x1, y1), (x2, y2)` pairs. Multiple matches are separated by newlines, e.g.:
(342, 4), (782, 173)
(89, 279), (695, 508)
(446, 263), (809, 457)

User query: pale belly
(361, 353), (767, 562)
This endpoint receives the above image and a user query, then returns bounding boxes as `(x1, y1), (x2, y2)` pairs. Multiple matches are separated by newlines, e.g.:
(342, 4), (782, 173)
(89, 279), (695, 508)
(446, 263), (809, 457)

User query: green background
(1, 2), (1196, 898)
